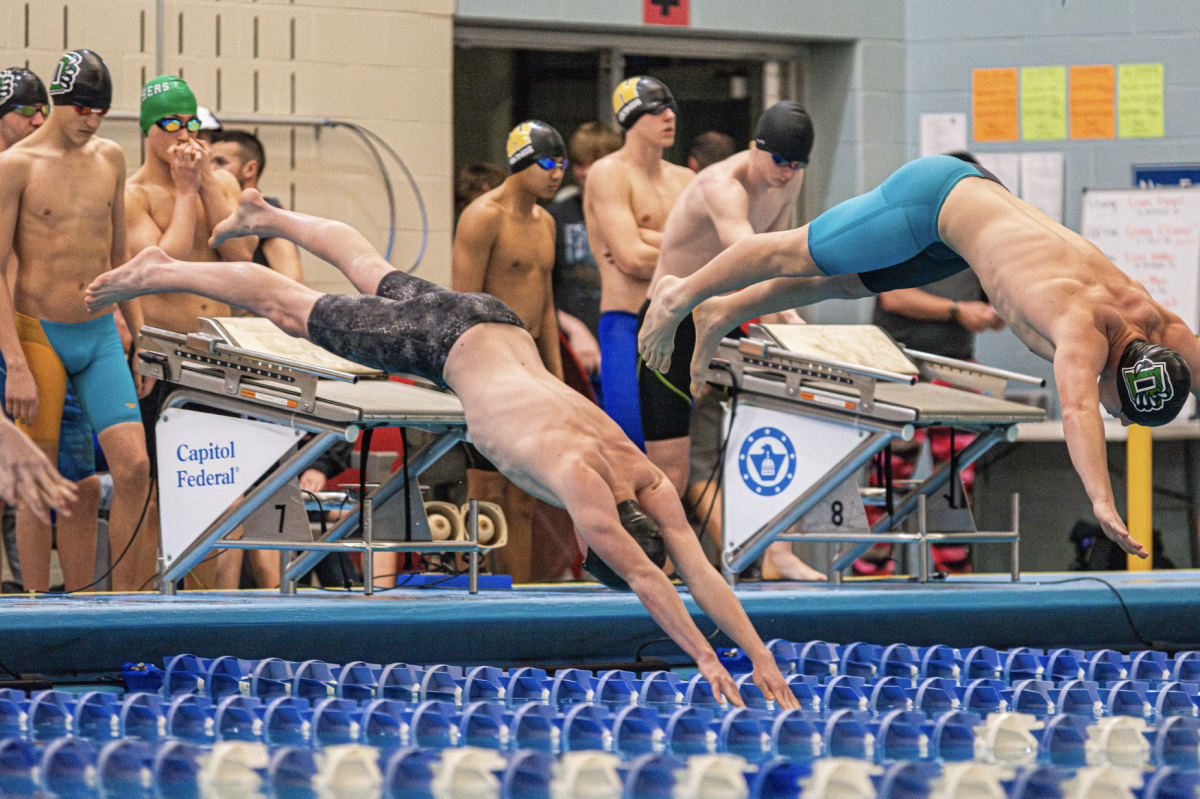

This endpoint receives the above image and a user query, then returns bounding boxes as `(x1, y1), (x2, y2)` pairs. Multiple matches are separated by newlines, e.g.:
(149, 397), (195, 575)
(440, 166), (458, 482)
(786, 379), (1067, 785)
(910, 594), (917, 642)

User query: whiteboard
(1080, 187), (1200, 328)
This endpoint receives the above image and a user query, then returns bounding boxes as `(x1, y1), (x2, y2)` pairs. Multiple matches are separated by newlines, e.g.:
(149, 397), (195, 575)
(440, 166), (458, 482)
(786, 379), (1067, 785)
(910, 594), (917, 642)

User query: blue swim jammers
(806, 155), (1005, 293)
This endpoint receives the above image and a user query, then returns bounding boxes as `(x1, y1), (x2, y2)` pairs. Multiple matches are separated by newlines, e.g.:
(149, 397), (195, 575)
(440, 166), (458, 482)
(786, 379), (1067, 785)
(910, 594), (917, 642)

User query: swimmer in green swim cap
(139, 74), (198, 135)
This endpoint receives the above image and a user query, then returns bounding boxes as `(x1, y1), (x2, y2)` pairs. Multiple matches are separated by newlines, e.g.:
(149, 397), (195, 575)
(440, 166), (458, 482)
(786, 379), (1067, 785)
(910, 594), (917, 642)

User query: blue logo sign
(738, 427), (797, 495)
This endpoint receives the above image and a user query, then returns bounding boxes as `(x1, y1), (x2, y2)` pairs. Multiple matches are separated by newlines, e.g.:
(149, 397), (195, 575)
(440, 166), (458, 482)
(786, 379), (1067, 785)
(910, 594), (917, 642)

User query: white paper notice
(974, 152), (1021, 193)
(920, 113), (968, 157)
(1019, 151), (1064, 223)
(1081, 187), (1200, 327)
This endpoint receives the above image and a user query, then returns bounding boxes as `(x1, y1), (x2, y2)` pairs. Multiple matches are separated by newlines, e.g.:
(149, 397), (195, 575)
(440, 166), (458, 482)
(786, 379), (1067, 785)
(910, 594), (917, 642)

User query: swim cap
(49, 50), (112, 109)
(583, 500), (667, 592)
(612, 76), (677, 130)
(139, 75), (198, 134)
(0, 68), (48, 118)
(505, 120), (566, 173)
(1115, 339), (1191, 426)
(754, 101), (815, 167)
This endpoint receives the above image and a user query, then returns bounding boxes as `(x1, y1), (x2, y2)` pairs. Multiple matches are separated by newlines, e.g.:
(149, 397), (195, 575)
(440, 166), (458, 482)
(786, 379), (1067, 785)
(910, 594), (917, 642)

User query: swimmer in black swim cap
(48, 50), (112, 111)
(506, 119), (567, 174)
(0, 68), (50, 147)
(612, 76), (678, 131)
(754, 101), (814, 170)
(584, 500), (667, 591)
(1109, 340), (1191, 426)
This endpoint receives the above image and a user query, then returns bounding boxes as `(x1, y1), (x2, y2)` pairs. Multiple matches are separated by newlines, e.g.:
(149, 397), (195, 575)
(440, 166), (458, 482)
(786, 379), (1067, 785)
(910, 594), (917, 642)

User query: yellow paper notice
(1021, 66), (1067, 140)
(1118, 63), (1164, 138)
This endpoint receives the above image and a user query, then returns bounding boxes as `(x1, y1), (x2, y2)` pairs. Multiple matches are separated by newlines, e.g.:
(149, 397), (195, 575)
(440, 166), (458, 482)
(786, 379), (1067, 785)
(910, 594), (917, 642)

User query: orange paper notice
(1069, 64), (1116, 139)
(973, 68), (1019, 142)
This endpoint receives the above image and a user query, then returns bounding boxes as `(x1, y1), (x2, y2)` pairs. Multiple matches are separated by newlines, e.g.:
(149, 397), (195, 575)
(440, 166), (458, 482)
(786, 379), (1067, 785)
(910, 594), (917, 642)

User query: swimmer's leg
(87, 248), (324, 339)
(13, 326), (69, 592)
(95, 421), (154, 591)
(687, 273), (871, 396)
(212, 189), (396, 296)
(640, 226), (818, 374)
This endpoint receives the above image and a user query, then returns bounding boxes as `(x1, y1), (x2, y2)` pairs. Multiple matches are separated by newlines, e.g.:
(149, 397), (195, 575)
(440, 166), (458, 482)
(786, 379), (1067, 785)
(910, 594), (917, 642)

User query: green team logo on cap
(49, 51), (82, 95)
(1122, 356), (1174, 412)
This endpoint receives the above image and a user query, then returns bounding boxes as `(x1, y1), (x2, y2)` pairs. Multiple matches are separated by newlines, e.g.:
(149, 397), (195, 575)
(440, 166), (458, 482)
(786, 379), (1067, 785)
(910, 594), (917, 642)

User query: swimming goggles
(154, 116), (201, 133)
(12, 104), (50, 117)
(769, 151), (804, 170)
(536, 157), (568, 171)
(72, 106), (109, 117)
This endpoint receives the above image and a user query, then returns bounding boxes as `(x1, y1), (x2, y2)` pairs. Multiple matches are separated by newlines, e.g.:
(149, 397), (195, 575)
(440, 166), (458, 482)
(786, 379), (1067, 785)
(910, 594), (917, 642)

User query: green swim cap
(139, 75), (197, 134)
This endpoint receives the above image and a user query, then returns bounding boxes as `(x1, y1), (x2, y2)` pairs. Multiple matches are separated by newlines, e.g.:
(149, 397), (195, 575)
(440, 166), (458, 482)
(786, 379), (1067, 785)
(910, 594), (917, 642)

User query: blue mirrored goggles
(536, 157), (568, 171)
(769, 151), (804, 170)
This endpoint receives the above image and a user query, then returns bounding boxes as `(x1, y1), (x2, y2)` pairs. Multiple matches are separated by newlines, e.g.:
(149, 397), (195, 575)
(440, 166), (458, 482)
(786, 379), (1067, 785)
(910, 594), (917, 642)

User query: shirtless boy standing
(639, 154), (1200, 558)
(0, 66), (104, 591)
(0, 50), (152, 591)
(641, 101), (821, 581)
(452, 120), (567, 582)
(125, 74), (260, 589)
(585, 77), (694, 448)
(86, 192), (800, 709)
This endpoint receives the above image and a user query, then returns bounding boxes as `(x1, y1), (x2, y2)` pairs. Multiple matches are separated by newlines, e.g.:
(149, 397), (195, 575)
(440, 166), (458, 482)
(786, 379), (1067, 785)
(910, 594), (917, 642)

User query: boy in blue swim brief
(639, 153), (1200, 563)
(0, 50), (153, 592)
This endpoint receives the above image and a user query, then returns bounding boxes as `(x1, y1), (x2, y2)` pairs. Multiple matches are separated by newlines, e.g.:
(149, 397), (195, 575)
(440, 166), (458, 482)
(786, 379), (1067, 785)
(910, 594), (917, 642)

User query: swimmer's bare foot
(761, 542), (828, 581)
(690, 296), (736, 397)
(639, 275), (689, 374)
(210, 188), (276, 248)
(85, 246), (176, 312)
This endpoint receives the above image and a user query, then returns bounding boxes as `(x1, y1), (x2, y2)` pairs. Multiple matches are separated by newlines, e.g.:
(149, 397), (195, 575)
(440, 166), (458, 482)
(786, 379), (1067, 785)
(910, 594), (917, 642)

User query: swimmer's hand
(4, 359), (39, 427)
(0, 419), (77, 524)
(1095, 504), (1149, 559)
(639, 275), (688, 374)
(697, 653), (744, 709)
(167, 140), (205, 193)
(752, 650), (801, 711)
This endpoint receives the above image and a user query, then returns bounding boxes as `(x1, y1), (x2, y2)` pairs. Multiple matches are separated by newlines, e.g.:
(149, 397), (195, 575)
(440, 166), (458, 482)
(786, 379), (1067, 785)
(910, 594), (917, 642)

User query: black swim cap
(754, 101), (815, 167)
(612, 76), (677, 130)
(583, 500), (667, 591)
(49, 50), (112, 109)
(0, 68), (48, 118)
(506, 120), (566, 173)
(1115, 339), (1191, 426)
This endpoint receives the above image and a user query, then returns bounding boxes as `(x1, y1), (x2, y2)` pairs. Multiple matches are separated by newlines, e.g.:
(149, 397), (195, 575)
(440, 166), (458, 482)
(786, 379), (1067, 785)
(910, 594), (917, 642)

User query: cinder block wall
(0, 0), (454, 292)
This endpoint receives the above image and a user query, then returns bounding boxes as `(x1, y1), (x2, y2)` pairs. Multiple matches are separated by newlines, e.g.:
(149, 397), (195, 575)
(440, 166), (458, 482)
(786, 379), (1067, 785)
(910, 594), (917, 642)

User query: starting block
(138, 317), (496, 595)
(709, 325), (1047, 583)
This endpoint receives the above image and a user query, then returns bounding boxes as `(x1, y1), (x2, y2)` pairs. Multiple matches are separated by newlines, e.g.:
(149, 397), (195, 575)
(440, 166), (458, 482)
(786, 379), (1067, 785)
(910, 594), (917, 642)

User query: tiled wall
(0, 0), (455, 292)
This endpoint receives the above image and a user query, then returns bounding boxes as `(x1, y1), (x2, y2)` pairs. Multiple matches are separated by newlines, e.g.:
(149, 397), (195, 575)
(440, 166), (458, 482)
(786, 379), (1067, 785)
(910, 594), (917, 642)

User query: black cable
(39, 476), (156, 595)
(635, 625), (722, 662)
(1030, 576), (1157, 648)
(0, 656), (19, 679)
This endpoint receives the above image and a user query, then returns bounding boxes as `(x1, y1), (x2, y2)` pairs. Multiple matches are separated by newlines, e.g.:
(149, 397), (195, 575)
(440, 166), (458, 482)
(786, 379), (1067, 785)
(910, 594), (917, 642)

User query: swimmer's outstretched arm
(0, 416), (77, 524)
(1053, 328), (1147, 558)
(640, 227), (818, 374)
(636, 479), (801, 710)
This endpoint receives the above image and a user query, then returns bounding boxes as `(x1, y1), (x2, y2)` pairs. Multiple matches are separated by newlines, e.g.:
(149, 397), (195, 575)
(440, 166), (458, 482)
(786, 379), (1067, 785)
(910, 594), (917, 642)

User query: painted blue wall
(454, 0), (1200, 379)
(905, 0), (1200, 391)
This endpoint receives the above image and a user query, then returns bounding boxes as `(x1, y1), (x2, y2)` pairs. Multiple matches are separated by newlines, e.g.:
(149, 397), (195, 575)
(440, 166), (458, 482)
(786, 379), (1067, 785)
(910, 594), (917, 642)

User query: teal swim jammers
(806, 154), (1004, 293)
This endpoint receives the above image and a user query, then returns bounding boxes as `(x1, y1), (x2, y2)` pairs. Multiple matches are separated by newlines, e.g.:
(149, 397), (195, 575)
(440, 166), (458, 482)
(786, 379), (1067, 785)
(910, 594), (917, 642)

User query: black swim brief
(306, 271), (525, 388)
